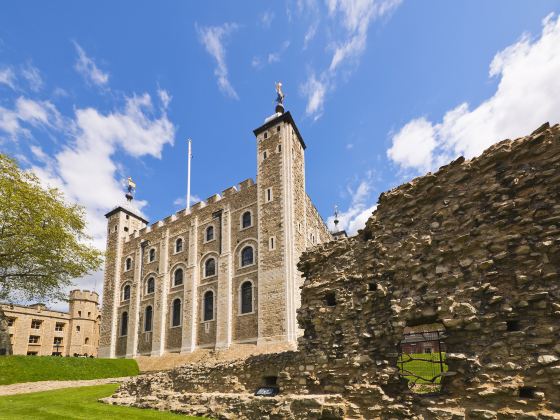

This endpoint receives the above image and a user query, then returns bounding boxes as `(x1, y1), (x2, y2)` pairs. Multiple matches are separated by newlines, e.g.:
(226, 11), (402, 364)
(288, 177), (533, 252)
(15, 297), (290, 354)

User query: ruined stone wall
(106, 124), (560, 419)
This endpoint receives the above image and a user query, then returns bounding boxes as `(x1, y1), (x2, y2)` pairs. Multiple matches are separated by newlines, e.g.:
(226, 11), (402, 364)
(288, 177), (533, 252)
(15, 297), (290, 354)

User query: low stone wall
(105, 123), (560, 419)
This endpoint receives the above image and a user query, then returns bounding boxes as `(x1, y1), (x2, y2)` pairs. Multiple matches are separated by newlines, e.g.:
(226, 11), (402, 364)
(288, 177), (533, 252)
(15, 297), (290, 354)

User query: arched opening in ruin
(398, 322), (447, 394)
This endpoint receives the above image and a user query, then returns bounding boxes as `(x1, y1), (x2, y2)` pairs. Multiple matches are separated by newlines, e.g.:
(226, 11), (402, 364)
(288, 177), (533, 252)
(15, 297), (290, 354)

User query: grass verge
(0, 384), (204, 419)
(0, 356), (139, 385)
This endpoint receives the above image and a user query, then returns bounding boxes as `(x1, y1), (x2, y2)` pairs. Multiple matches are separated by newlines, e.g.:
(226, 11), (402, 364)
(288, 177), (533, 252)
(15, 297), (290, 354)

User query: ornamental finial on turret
(333, 205), (340, 233)
(275, 81), (285, 114)
(125, 177), (136, 203)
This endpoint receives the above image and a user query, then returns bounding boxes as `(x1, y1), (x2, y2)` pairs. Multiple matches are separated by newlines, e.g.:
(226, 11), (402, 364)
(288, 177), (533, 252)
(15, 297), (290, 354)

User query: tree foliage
(0, 153), (103, 303)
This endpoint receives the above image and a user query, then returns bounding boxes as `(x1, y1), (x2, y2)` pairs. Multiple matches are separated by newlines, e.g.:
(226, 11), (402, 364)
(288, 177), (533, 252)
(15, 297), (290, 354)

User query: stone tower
(98, 92), (332, 359)
(98, 207), (148, 358)
(254, 109), (307, 346)
(68, 290), (100, 356)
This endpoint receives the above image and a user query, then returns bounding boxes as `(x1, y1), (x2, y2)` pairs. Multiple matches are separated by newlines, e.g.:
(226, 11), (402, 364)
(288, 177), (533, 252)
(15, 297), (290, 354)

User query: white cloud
(196, 23), (239, 99)
(301, 73), (327, 119)
(31, 93), (175, 250)
(0, 67), (16, 89)
(251, 56), (262, 69)
(158, 88), (172, 108)
(252, 41), (291, 70)
(260, 11), (275, 28)
(268, 41), (290, 64)
(303, 21), (319, 50)
(73, 41), (110, 87)
(327, 177), (377, 235)
(301, 0), (402, 118)
(173, 194), (201, 207)
(21, 63), (43, 92)
(388, 13), (560, 173)
(387, 117), (437, 173)
(0, 97), (62, 140)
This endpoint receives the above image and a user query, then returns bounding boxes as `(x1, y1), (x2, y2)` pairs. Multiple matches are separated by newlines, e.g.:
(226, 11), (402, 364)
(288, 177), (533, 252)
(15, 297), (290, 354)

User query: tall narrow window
(240, 281), (253, 314)
(172, 298), (181, 327)
(265, 188), (273, 202)
(125, 257), (132, 271)
(146, 277), (155, 294)
(204, 291), (214, 321)
(241, 246), (254, 267)
(122, 284), (131, 301)
(144, 306), (153, 332)
(269, 237), (275, 250)
(149, 248), (156, 262)
(175, 238), (183, 253)
(121, 312), (128, 336)
(241, 211), (252, 228)
(205, 258), (216, 277)
(174, 268), (184, 286)
(205, 226), (214, 242)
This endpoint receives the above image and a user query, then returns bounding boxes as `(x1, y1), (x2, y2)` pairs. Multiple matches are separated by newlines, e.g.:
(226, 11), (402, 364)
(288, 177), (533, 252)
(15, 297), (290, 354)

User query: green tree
(0, 154), (103, 355)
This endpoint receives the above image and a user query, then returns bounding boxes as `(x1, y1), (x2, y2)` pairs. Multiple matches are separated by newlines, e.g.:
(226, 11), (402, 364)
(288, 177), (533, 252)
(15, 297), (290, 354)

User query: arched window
(172, 298), (181, 327)
(241, 246), (254, 267)
(203, 291), (214, 321)
(125, 257), (132, 271)
(120, 312), (128, 336)
(241, 211), (252, 229)
(149, 248), (156, 262)
(144, 306), (153, 332)
(85, 337), (90, 345)
(204, 258), (216, 277)
(174, 268), (184, 286)
(146, 277), (155, 294)
(175, 238), (183, 253)
(205, 226), (214, 242)
(240, 281), (253, 314)
(122, 284), (131, 301)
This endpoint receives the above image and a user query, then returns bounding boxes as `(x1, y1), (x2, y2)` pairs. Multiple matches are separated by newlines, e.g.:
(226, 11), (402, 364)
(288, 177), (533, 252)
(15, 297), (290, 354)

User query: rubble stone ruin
(105, 123), (560, 419)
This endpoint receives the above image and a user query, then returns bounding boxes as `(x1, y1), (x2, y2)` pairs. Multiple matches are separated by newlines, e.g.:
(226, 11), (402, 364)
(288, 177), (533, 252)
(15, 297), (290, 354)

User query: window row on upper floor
(124, 244), (255, 286)
(123, 211), (256, 272)
(120, 245), (255, 302)
(118, 281), (255, 336)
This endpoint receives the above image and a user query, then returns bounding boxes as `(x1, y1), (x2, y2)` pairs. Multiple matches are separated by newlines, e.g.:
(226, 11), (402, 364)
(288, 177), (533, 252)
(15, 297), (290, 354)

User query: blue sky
(1, 1), (560, 304)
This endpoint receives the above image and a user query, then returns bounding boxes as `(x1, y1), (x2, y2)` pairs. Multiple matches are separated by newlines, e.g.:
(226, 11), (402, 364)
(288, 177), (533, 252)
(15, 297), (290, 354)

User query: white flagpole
(187, 139), (192, 211)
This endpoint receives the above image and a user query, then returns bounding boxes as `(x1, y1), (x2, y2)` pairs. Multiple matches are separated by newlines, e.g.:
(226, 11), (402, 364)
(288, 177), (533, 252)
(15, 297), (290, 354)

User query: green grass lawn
(0, 384), (204, 419)
(398, 352), (447, 388)
(0, 356), (139, 385)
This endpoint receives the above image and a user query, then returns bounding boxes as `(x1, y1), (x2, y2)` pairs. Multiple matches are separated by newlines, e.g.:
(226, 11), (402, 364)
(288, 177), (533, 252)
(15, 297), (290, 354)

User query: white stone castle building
(99, 105), (332, 358)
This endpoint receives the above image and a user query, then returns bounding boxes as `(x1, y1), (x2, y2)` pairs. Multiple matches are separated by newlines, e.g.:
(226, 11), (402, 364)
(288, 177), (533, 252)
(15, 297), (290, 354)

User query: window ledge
(240, 262), (256, 269)
(238, 311), (255, 317)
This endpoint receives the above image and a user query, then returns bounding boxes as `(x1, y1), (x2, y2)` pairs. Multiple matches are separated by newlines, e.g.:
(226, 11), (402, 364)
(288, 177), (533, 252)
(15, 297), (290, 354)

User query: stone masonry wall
(106, 125), (560, 419)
